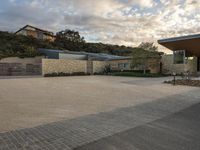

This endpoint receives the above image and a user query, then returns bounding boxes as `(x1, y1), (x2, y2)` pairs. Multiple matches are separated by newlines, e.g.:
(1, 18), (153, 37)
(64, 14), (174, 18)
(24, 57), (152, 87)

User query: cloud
(0, 0), (200, 53)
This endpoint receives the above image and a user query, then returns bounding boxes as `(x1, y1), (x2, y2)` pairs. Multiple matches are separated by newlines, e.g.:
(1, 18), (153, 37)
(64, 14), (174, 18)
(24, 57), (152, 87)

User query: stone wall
(42, 59), (109, 76)
(162, 54), (197, 74)
(109, 59), (131, 71)
(147, 58), (161, 74)
(109, 59), (161, 74)
(0, 57), (42, 76)
(93, 61), (108, 74)
(42, 59), (87, 75)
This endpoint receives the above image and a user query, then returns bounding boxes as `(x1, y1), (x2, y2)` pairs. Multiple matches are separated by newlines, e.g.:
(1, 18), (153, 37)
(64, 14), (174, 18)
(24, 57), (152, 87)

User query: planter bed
(164, 79), (200, 87)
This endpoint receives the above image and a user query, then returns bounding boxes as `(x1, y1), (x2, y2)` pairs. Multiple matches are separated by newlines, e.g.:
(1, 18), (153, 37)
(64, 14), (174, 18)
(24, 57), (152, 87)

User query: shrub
(44, 72), (88, 77)
(111, 72), (165, 77)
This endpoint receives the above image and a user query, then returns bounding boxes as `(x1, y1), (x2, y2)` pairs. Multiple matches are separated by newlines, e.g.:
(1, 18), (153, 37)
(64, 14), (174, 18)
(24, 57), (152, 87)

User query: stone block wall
(93, 61), (108, 74)
(109, 59), (131, 71)
(162, 54), (197, 74)
(109, 59), (161, 74)
(42, 59), (87, 75)
(147, 58), (161, 74)
(42, 59), (109, 76)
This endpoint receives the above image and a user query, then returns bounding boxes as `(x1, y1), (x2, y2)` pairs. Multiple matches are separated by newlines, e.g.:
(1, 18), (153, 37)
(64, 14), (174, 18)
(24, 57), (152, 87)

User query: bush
(164, 79), (200, 87)
(110, 70), (150, 73)
(111, 72), (165, 77)
(44, 72), (88, 77)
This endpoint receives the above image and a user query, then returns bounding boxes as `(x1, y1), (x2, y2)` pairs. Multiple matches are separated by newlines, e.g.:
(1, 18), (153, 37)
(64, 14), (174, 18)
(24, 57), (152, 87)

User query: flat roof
(158, 34), (200, 44)
(158, 34), (200, 57)
(38, 48), (131, 61)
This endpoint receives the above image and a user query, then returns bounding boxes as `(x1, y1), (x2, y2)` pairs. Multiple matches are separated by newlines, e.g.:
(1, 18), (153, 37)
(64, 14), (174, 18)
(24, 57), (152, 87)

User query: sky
(0, 0), (200, 53)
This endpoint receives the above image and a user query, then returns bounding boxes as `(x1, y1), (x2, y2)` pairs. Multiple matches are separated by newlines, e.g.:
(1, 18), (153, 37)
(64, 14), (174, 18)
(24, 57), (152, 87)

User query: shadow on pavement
(75, 103), (200, 150)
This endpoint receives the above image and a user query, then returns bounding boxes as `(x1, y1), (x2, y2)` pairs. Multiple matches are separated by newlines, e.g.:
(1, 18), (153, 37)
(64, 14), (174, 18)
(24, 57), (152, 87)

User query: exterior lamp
(172, 72), (176, 85)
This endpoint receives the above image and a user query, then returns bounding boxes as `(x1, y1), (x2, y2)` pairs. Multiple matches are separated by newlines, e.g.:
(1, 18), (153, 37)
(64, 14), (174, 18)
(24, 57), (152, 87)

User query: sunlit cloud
(0, 0), (200, 53)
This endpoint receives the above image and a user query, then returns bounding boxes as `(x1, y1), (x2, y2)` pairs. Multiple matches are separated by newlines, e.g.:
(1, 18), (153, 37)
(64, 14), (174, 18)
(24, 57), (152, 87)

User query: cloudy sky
(0, 0), (200, 52)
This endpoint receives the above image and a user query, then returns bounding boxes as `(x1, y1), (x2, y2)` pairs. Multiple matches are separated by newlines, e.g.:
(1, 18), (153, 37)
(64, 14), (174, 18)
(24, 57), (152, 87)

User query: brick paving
(75, 103), (200, 150)
(0, 93), (199, 150)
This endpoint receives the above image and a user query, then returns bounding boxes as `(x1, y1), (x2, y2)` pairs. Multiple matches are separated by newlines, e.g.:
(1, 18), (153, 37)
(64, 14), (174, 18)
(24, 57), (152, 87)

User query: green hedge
(44, 72), (89, 77)
(111, 72), (165, 77)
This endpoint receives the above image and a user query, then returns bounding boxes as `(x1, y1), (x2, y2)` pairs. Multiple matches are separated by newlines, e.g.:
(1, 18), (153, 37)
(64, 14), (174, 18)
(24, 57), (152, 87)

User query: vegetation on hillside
(0, 30), (163, 59)
(0, 31), (56, 58)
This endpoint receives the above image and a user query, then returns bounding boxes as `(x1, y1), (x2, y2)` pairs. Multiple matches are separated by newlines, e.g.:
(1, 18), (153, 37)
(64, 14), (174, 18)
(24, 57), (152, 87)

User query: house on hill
(15, 25), (56, 42)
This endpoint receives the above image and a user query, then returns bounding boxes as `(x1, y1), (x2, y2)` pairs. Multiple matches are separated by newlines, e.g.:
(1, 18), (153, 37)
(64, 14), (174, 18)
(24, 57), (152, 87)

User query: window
(118, 63), (130, 69)
(173, 50), (185, 64)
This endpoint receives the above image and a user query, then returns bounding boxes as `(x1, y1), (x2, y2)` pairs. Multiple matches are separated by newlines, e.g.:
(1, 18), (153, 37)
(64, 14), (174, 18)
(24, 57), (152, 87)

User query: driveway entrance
(0, 76), (199, 149)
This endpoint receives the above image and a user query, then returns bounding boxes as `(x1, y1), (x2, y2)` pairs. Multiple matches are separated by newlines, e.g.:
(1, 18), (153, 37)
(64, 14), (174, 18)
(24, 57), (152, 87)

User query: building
(0, 47), (161, 76)
(38, 48), (132, 70)
(158, 34), (200, 75)
(39, 48), (161, 75)
(15, 25), (56, 42)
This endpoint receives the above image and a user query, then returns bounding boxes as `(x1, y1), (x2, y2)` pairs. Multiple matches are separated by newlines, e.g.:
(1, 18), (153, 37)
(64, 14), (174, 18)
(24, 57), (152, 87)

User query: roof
(15, 25), (55, 37)
(158, 34), (200, 57)
(158, 33), (200, 43)
(38, 48), (131, 61)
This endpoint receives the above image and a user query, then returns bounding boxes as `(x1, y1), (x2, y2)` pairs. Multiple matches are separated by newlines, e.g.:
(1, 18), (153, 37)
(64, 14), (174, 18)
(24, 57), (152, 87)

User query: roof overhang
(158, 34), (200, 57)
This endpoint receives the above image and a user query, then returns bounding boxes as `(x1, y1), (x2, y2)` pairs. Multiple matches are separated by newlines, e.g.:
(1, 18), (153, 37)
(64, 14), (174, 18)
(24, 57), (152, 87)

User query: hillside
(0, 31), (162, 59)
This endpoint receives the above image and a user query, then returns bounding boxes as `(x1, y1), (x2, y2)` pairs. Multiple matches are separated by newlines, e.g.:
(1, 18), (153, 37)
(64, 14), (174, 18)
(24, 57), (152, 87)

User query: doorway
(197, 57), (200, 72)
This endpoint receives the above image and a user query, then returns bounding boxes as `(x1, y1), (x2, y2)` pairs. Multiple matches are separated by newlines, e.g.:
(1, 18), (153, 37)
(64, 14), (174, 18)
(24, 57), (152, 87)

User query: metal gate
(0, 63), (41, 76)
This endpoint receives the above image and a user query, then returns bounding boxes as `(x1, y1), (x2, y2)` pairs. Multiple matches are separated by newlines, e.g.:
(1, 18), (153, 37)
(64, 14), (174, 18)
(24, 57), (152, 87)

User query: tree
(138, 42), (158, 52)
(56, 29), (85, 43)
(55, 29), (85, 51)
(131, 48), (161, 74)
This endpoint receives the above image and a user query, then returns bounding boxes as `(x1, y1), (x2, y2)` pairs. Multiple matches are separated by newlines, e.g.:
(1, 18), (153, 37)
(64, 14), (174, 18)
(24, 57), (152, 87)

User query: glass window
(173, 50), (185, 64)
(118, 63), (130, 69)
(124, 63), (129, 69)
(118, 63), (124, 69)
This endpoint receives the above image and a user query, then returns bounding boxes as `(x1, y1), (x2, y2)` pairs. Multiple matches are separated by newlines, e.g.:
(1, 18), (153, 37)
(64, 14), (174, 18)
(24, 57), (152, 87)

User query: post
(172, 72), (176, 85)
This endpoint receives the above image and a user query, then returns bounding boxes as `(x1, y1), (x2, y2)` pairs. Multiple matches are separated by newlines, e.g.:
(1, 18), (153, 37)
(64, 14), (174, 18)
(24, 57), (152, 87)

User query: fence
(0, 57), (42, 76)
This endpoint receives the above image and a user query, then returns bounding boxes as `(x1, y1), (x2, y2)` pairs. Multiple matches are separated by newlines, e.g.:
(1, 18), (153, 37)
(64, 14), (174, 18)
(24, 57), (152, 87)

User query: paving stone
(0, 94), (199, 149)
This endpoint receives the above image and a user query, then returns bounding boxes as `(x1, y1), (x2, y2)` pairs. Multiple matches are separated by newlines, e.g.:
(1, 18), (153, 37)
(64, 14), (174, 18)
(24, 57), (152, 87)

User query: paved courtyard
(0, 76), (200, 149)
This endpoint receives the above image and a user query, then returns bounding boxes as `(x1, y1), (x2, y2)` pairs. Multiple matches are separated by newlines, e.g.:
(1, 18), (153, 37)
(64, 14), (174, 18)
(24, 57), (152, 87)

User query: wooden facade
(16, 25), (56, 42)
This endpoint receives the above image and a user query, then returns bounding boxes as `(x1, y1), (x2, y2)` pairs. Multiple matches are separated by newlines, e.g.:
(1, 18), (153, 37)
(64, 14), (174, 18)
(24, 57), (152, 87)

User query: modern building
(38, 48), (132, 71)
(158, 34), (200, 75)
(15, 25), (56, 42)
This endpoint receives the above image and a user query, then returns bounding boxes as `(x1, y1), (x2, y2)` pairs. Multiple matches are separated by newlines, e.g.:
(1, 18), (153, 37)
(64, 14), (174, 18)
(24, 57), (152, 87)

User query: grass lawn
(111, 72), (166, 77)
